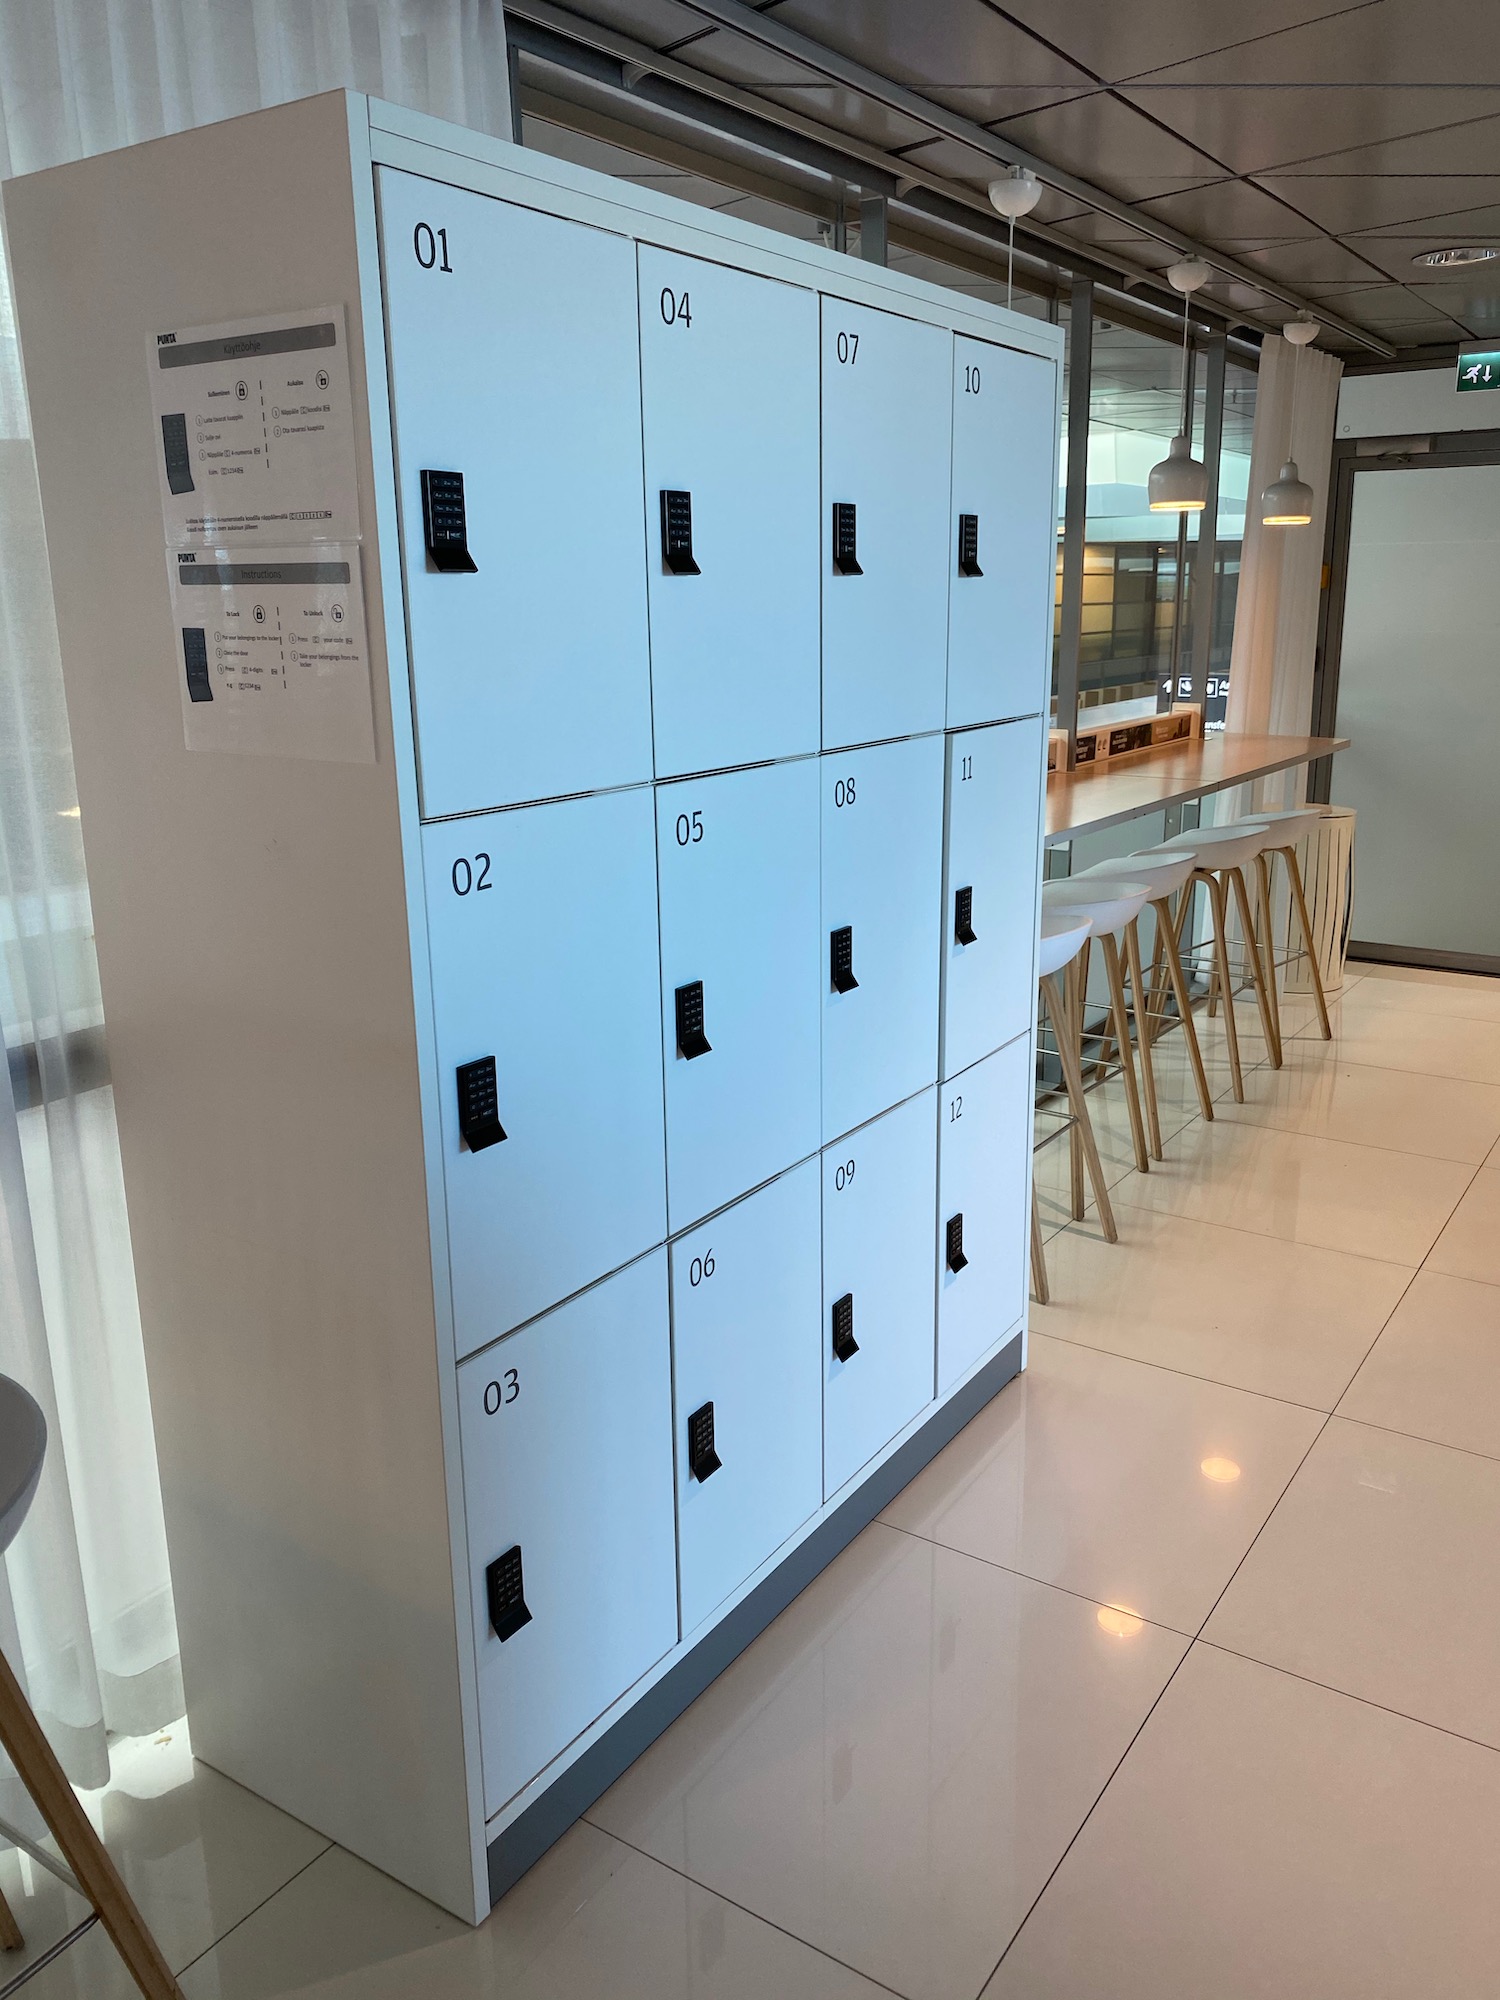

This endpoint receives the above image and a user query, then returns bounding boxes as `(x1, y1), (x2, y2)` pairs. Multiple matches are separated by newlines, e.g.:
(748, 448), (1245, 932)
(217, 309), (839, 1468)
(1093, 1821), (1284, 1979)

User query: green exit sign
(1457, 350), (1500, 391)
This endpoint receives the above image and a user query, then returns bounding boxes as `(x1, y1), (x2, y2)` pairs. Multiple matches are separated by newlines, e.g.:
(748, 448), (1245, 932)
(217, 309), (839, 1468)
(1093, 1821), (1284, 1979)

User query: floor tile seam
(1190, 1409), (1334, 1643)
(1099, 1191), (1425, 1276)
(1285, 1030), (1500, 1088)
(165, 1837), (337, 1979)
(1320, 1405), (1500, 1472)
(1212, 1100), (1500, 1169)
(1304, 998), (1500, 1031)
(1322, 1258), (1426, 1424)
(1024, 1323), (1340, 1416)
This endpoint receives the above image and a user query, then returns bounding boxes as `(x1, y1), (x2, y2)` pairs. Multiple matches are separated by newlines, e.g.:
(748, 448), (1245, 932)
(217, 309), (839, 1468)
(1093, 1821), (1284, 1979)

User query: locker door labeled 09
(379, 168), (653, 816)
(821, 299), (952, 751)
(459, 1252), (677, 1818)
(948, 336), (1058, 728)
(638, 247), (820, 776)
(424, 787), (666, 1355)
(936, 1038), (1030, 1395)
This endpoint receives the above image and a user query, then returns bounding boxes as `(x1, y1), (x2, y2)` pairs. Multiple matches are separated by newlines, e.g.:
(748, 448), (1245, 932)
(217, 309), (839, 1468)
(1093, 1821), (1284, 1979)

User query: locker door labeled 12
(459, 1252), (677, 1818)
(638, 247), (820, 776)
(937, 1037), (1031, 1394)
(424, 787), (666, 1355)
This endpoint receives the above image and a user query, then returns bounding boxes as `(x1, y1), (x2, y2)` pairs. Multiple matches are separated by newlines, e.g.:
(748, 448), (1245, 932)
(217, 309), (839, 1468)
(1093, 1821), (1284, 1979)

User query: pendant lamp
(1148, 260), (1212, 514)
(988, 167), (1042, 308)
(1261, 320), (1319, 526)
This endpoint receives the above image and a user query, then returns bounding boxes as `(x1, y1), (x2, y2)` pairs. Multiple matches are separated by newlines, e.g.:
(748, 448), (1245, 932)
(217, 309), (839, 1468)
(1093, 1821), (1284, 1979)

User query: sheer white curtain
(0, 0), (511, 1787)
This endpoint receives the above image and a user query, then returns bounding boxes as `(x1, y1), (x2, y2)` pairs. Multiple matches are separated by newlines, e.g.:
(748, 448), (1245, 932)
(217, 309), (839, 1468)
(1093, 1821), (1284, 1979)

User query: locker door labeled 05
(638, 247), (820, 776)
(379, 168), (653, 816)
(821, 299), (952, 751)
(424, 787), (666, 1355)
(936, 1037), (1030, 1395)
(459, 1252), (677, 1818)
(948, 336), (1058, 728)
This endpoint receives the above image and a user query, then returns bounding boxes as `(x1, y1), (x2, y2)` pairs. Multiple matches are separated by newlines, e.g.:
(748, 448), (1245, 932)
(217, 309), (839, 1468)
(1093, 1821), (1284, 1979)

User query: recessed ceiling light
(1412, 247), (1500, 269)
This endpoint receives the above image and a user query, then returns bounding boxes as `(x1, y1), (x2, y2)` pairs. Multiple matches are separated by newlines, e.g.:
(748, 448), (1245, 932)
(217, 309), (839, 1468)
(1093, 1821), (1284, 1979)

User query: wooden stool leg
(1228, 864), (1282, 1067)
(1065, 957), (1086, 1222)
(1030, 1186), (1050, 1306)
(1153, 894), (1214, 1122)
(1100, 931), (1150, 1174)
(0, 1878), (23, 1952)
(1200, 870), (1246, 1102)
(1144, 899), (1170, 1048)
(1283, 843), (1333, 1040)
(1125, 917), (1163, 1160)
(1041, 974), (1118, 1243)
(1253, 851), (1284, 1061)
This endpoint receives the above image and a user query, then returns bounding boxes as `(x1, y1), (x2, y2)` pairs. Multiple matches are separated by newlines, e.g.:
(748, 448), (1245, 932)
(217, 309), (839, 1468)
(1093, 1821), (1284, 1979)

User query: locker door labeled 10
(936, 1038), (1031, 1395)
(821, 300), (953, 750)
(638, 248), (820, 776)
(379, 168), (653, 816)
(459, 1252), (677, 1818)
(424, 787), (666, 1355)
(948, 336), (1058, 728)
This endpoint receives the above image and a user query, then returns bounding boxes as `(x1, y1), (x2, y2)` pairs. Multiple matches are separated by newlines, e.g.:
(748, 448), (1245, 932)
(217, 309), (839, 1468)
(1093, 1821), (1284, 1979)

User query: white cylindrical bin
(1285, 807), (1356, 995)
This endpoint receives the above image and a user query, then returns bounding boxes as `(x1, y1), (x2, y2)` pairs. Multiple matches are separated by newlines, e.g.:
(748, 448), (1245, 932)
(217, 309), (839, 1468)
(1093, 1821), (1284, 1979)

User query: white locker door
(459, 1252), (677, 1818)
(638, 248), (820, 776)
(940, 717), (1045, 1082)
(936, 1038), (1031, 1395)
(672, 1164), (822, 1635)
(657, 759), (821, 1233)
(822, 1090), (937, 1499)
(820, 734), (944, 1143)
(424, 788), (667, 1354)
(948, 336), (1059, 728)
(379, 168), (653, 816)
(820, 299), (952, 751)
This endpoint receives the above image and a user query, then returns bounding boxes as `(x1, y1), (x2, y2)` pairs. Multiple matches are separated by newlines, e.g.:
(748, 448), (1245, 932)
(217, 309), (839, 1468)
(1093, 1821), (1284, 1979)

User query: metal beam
(1056, 279), (1094, 769)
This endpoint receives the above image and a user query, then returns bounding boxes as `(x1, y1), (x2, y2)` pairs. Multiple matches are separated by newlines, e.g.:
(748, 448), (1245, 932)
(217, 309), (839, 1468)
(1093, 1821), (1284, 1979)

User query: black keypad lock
(946, 1212), (969, 1274)
(420, 468), (478, 573)
(456, 1056), (507, 1151)
(161, 412), (195, 495)
(660, 489), (701, 575)
(687, 1401), (722, 1482)
(958, 512), (983, 577)
(830, 925), (859, 994)
(832, 501), (863, 575)
(954, 885), (977, 946)
(831, 1292), (859, 1363)
(675, 981), (712, 1060)
(181, 628), (213, 704)
(486, 1545), (533, 1643)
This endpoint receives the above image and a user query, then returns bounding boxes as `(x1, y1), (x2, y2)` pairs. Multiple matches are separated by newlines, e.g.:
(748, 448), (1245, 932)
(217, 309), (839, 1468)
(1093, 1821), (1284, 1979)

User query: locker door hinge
(420, 469), (478, 573)
(831, 1292), (859, 1363)
(675, 981), (712, 1059)
(957, 513), (983, 577)
(831, 502), (863, 575)
(660, 489), (701, 574)
(486, 1545), (533, 1642)
(954, 886), (977, 946)
(946, 1212), (969, 1274)
(456, 1056), (507, 1151)
(687, 1401), (722, 1482)
(830, 925), (859, 994)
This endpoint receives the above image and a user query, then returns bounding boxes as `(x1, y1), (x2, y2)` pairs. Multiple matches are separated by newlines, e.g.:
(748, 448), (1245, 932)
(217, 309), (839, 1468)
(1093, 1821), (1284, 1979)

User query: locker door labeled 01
(459, 1252), (677, 1818)
(657, 759), (821, 1233)
(822, 1089), (937, 1499)
(671, 1163), (822, 1636)
(379, 168), (653, 816)
(638, 247), (820, 776)
(424, 787), (666, 1355)
(940, 717), (1045, 1082)
(948, 336), (1058, 729)
(821, 299), (952, 751)
(936, 1038), (1030, 1395)
(821, 734), (944, 1143)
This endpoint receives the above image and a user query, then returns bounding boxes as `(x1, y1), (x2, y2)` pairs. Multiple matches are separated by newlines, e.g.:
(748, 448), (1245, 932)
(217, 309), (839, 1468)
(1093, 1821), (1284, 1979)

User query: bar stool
(1042, 876), (1156, 1174)
(1033, 907), (1116, 1307)
(1232, 805), (1334, 1046)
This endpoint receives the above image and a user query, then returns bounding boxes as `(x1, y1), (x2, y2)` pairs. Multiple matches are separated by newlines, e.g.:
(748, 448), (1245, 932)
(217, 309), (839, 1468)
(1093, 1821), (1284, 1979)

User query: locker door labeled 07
(639, 248), (820, 776)
(459, 1252), (677, 1818)
(937, 1038), (1030, 1395)
(424, 787), (666, 1354)
(379, 168), (653, 816)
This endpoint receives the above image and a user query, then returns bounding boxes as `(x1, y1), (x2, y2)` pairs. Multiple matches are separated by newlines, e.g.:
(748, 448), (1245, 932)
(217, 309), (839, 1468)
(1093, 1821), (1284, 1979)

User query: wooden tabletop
(1046, 732), (1350, 845)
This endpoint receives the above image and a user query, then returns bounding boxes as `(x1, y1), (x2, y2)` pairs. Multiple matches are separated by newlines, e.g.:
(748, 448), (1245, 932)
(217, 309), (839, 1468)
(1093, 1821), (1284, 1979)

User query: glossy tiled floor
(22, 961), (1500, 1997)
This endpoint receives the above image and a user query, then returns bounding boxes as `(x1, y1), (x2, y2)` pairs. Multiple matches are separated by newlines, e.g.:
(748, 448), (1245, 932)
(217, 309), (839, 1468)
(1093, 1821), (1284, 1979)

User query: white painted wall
(1337, 362), (1500, 439)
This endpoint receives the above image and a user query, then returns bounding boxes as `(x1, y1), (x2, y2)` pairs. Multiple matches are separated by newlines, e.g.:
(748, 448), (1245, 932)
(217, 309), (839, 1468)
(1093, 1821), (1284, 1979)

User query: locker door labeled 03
(459, 1251), (677, 1818)
(638, 247), (820, 776)
(821, 299), (952, 751)
(424, 787), (666, 1356)
(936, 1037), (1030, 1395)
(379, 168), (653, 816)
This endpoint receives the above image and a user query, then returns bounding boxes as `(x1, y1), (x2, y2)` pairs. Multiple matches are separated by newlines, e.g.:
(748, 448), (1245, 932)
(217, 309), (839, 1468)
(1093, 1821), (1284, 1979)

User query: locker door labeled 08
(936, 1038), (1030, 1395)
(459, 1252), (677, 1818)
(379, 168), (653, 816)
(424, 787), (666, 1355)
(639, 248), (820, 776)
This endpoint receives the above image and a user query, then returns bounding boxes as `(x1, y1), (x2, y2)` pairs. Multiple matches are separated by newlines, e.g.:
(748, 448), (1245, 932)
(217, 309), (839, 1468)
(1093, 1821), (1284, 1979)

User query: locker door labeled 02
(940, 717), (1045, 1082)
(638, 247), (820, 776)
(459, 1252), (677, 1818)
(424, 787), (666, 1356)
(672, 1163), (822, 1636)
(821, 299), (952, 751)
(822, 1089), (937, 1499)
(821, 734), (944, 1143)
(936, 1037), (1031, 1395)
(379, 168), (653, 816)
(948, 336), (1058, 729)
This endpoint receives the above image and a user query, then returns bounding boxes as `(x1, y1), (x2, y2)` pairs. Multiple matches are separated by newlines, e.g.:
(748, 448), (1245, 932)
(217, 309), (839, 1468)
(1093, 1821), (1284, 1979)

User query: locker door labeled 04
(822, 1089), (937, 1499)
(940, 717), (1045, 1082)
(638, 247), (820, 776)
(379, 168), (653, 816)
(948, 336), (1058, 728)
(936, 1038), (1030, 1395)
(821, 299), (952, 751)
(424, 787), (666, 1355)
(672, 1163), (822, 1636)
(459, 1252), (677, 1818)
(821, 734), (944, 1143)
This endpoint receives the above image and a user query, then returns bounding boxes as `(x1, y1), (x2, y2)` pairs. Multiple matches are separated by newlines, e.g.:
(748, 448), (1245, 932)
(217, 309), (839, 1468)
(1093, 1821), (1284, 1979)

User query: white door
(638, 247), (820, 776)
(656, 759), (821, 1233)
(948, 336), (1058, 728)
(424, 788), (666, 1355)
(936, 1037), (1030, 1394)
(820, 734), (944, 1142)
(459, 1251), (677, 1818)
(822, 1089), (937, 1499)
(379, 168), (653, 816)
(940, 717), (1045, 1082)
(820, 299), (952, 750)
(671, 1163), (822, 1636)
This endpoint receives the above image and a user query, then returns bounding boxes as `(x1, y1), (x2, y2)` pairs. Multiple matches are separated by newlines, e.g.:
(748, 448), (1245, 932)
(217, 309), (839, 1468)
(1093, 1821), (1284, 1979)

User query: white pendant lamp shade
(1261, 458), (1314, 526)
(1149, 431), (1209, 512)
(988, 166), (1041, 218)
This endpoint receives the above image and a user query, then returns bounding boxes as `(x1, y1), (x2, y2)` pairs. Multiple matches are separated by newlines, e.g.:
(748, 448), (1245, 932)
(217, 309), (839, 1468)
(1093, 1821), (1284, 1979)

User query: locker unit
(936, 1037), (1033, 1395)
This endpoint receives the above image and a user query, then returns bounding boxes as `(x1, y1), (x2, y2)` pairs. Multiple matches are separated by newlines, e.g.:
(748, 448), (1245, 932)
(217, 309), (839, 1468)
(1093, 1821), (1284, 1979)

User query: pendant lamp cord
(1180, 292), (1191, 437)
(1007, 214), (1015, 309)
(1287, 335), (1299, 465)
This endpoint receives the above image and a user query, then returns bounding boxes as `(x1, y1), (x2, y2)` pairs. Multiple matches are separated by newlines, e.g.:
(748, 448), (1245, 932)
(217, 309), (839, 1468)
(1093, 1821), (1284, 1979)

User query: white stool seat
(1244, 806), (1326, 845)
(1038, 908), (1093, 980)
(1043, 875), (1153, 937)
(1077, 848), (1198, 901)
(1159, 820), (1272, 873)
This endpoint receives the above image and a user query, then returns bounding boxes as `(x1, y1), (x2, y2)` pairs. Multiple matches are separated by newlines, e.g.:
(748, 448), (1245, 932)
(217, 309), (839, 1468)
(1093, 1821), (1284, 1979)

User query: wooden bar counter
(1046, 732), (1350, 846)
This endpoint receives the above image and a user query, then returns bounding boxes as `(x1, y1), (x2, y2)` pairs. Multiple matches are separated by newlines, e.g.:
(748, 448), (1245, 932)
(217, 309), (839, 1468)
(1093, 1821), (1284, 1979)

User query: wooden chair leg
(1198, 870), (1246, 1102)
(1144, 900), (1170, 1048)
(1282, 843), (1333, 1040)
(1100, 931), (1150, 1174)
(1228, 864), (1282, 1067)
(1041, 974), (1118, 1243)
(1030, 1186), (1050, 1306)
(1065, 957), (1086, 1222)
(1253, 850), (1284, 1061)
(0, 1878), (22, 1952)
(1153, 894), (1214, 1122)
(1125, 918), (1163, 1160)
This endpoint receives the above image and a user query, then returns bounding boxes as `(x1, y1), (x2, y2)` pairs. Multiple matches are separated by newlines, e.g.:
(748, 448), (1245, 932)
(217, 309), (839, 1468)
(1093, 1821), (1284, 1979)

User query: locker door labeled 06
(424, 787), (666, 1355)
(639, 247), (820, 776)
(459, 1252), (677, 1818)
(937, 1038), (1030, 1395)
(940, 717), (1045, 1082)
(948, 336), (1058, 728)
(821, 299), (952, 751)
(379, 168), (652, 816)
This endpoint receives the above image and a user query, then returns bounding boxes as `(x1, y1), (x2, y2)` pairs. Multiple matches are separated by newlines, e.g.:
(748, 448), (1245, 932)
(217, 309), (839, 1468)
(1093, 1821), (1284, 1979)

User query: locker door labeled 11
(937, 1038), (1031, 1395)
(638, 247), (820, 776)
